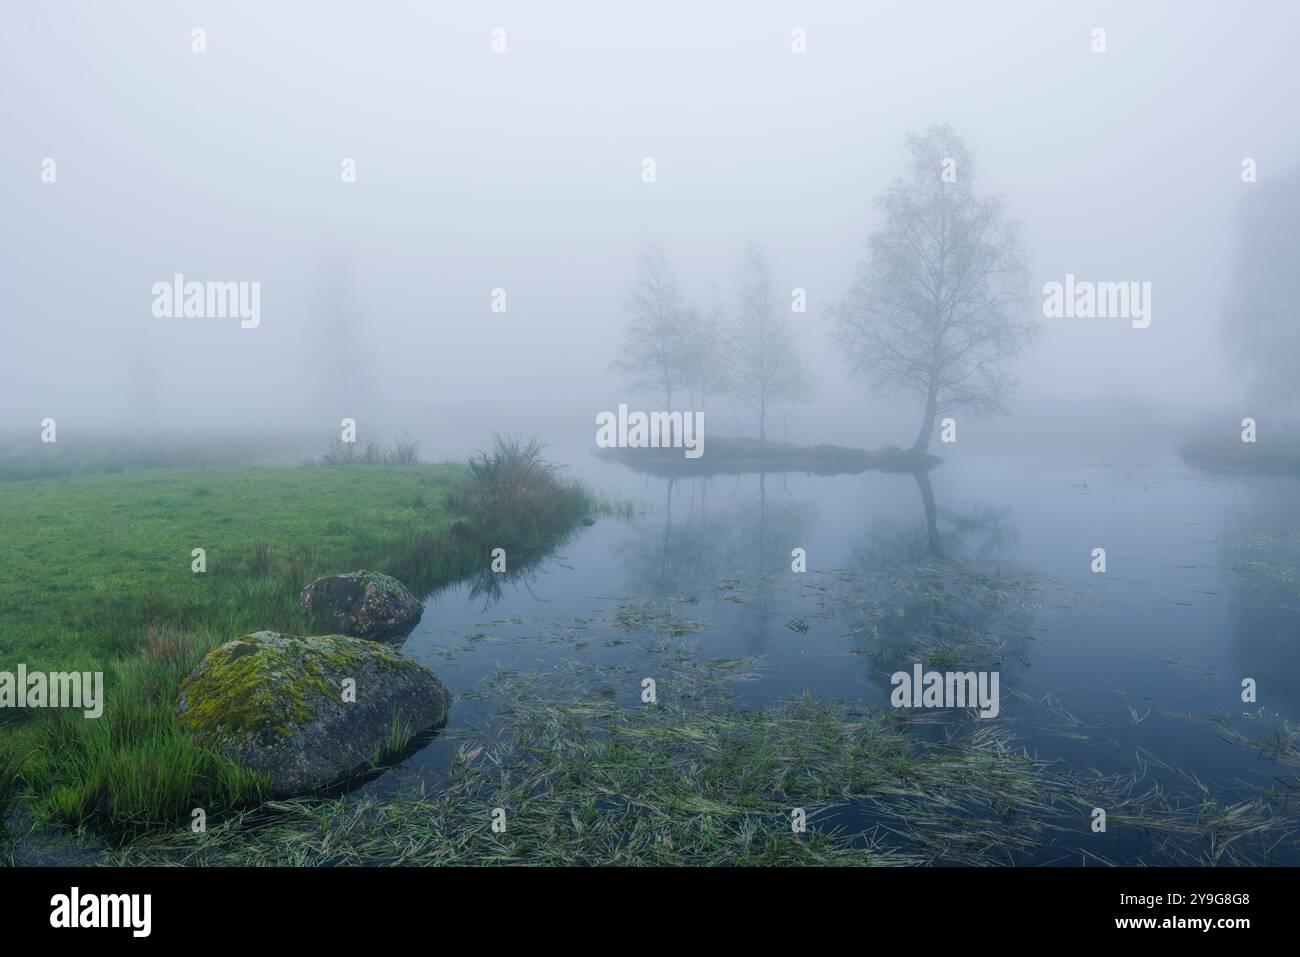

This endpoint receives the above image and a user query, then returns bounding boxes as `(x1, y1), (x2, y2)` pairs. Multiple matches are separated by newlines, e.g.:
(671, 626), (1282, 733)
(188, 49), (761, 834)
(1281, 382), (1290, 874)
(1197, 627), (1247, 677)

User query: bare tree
(614, 239), (689, 407)
(834, 125), (1036, 453)
(730, 243), (812, 441)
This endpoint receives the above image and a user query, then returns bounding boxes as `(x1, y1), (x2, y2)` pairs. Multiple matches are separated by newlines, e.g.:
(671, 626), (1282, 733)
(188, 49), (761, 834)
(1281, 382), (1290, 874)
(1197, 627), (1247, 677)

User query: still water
(371, 450), (1300, 864)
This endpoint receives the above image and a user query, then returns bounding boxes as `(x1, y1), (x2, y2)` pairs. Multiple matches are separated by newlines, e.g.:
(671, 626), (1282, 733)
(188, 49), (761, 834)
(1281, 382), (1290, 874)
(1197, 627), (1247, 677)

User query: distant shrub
(387, 432), (422, 465)
(314, 433), (422, 466)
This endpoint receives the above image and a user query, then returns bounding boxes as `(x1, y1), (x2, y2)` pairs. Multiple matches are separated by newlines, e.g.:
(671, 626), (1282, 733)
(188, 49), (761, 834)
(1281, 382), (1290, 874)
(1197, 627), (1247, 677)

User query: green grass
(0, 740), (20, 828)
(0, 464), (466, 675)
(0, 455), (593, 832)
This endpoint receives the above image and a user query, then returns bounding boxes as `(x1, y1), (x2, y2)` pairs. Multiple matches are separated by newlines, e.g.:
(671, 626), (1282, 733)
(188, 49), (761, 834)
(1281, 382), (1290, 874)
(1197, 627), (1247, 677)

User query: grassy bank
(0, 464), (465, 674)
(0, 440), (594, 832)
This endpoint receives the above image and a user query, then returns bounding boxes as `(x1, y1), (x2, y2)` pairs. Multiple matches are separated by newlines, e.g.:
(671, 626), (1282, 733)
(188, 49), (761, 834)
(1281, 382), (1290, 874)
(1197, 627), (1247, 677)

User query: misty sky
(3, 1), (1297, 457)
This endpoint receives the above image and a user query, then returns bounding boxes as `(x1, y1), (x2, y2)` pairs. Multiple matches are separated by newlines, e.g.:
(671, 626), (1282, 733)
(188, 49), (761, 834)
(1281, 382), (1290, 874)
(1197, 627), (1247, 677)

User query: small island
(598, 436), (940, 477)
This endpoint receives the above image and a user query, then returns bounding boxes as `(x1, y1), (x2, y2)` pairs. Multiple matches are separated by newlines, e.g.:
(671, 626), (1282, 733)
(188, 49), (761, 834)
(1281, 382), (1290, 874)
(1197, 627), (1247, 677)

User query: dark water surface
(369, 449), (1300, 864)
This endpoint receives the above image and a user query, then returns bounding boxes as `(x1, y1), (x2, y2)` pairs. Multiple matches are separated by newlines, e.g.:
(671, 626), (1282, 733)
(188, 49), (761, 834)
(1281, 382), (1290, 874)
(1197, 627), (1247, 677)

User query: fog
(8, 3), (1300, 875)
(3, 1), (1298, 461)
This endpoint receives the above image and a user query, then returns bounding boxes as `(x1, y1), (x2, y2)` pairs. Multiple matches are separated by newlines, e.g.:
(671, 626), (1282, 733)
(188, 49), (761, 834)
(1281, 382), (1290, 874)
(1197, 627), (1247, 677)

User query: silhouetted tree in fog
(308, 251), (375, 423)
(1223, 163), (1300, 422)
(730, 243), (811, 441)
(834, 125), (1036, 453)
(615, 239), (689, 407)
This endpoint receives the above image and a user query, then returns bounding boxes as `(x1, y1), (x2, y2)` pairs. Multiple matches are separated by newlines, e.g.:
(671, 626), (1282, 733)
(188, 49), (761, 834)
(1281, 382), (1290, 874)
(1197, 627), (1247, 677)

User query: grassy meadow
(0, 441), (594, 835)
(0, 465), (466, 674)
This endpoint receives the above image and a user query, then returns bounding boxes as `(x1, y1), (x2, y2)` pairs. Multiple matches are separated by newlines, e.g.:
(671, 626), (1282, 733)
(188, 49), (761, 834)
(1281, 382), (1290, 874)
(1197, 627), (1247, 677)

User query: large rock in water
(175, 631), (450, 796)
(299, 570), (423, 640)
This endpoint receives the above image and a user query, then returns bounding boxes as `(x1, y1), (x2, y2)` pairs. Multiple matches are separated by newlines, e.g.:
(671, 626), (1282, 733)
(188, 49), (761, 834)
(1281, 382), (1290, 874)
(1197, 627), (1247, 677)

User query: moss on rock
(299, 570), (424, 641)
(175, 631), (449, 796)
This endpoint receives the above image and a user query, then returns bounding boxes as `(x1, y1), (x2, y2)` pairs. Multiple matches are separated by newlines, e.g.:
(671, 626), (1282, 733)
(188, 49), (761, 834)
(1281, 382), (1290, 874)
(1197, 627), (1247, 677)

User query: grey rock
(175, 630), (450, 797)
(300, 569), (423, 641)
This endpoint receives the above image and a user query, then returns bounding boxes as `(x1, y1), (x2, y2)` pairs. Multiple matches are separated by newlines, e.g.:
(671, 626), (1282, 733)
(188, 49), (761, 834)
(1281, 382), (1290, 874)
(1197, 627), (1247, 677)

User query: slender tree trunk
(759, 395), (767, 443)
(912, 388), (937, 454)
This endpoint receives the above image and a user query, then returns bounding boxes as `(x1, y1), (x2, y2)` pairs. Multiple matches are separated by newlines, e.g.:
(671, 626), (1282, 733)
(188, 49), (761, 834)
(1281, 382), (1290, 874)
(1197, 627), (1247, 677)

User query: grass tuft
(448, 435), (593, 549)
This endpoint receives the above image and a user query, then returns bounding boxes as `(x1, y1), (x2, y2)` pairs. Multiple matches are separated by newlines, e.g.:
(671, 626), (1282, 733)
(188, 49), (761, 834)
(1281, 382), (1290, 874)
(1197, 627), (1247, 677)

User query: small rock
(300, 569), (423, 641)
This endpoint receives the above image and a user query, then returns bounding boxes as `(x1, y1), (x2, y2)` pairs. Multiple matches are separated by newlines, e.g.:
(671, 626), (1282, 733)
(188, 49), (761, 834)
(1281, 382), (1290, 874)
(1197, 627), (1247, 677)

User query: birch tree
(834, 126), (1036, 453)
(614, 239), (689, 407)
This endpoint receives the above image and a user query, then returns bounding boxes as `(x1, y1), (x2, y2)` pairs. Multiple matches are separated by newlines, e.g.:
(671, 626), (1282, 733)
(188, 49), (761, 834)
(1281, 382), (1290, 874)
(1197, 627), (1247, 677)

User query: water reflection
(829, 468), (1038, 709)
(615, 472), (815, 594)
(432, 537), (581, 612)
(1221, 478), (1300, 712)
(855, 467), (1015, 566)
(605, 461), (1037, 686)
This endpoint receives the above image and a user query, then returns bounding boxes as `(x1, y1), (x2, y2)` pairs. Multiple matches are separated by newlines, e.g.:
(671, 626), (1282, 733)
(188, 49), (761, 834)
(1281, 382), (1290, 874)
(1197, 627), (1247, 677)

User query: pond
(367, 448), (1300, 865)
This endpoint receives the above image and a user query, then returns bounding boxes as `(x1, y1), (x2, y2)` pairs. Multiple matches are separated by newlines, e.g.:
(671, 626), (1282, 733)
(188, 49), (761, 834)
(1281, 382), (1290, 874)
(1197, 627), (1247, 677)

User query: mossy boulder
(175, 631), (450, 797)
(300, 570), (424, 641)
